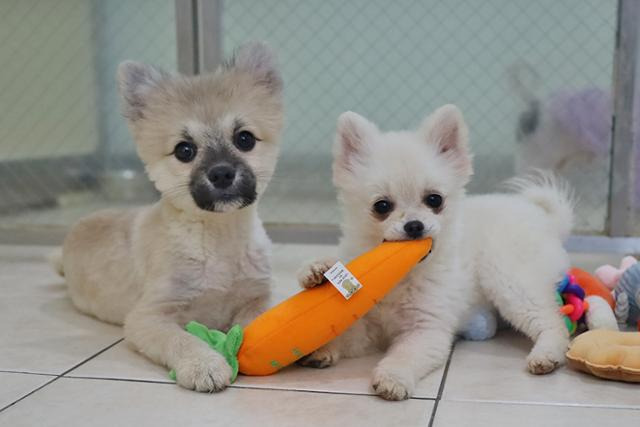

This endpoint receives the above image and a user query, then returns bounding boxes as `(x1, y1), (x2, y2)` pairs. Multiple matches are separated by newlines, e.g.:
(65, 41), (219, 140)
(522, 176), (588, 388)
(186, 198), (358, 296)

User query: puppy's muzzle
(208, 164), (236, 189)
(404, 220), (425, 239)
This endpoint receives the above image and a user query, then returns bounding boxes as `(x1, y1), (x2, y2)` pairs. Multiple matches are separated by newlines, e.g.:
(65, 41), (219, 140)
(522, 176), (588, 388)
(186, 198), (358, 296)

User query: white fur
(298, 105), (572, 400)
(584, 296), (619, 331)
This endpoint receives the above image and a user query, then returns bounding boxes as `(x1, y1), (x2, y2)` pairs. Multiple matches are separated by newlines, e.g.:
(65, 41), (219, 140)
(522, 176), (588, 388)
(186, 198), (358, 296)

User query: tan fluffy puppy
(53, 42), (283, 392)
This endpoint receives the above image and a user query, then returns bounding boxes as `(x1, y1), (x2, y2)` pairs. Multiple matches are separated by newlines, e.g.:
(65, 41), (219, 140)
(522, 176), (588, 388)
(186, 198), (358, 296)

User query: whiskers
(161, 183), (190, 201)
(254, 170), (286, 185)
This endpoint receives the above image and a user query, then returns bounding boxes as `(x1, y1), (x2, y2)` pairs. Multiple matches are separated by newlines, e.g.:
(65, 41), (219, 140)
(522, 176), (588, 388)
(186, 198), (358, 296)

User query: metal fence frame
(0, 0), (638, 251)
(608, 0), (639, 237)
(174, 0), (640, 251)
(175, 0), (223, 75)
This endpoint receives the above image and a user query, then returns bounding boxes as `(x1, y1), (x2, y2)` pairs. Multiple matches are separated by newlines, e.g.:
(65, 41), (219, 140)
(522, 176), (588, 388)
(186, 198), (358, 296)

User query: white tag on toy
(324, 262), (363, 300)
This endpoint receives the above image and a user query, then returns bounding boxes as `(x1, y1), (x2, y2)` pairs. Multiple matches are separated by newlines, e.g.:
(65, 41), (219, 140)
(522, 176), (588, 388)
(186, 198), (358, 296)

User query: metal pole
(197, 0), (223, 72)
(608, 0), (640, 236)
(175, 0), (198, 75)
(175, 0), (223, 75)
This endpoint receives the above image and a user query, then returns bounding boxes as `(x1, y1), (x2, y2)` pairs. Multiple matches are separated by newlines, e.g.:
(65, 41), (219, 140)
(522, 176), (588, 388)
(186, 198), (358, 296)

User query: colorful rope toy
(556, 273), (590, 334)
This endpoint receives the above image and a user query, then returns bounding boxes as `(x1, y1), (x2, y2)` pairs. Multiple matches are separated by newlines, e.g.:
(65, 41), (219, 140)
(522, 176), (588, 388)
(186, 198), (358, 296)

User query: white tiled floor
(0, 243), (638, 426)
(433, 401), (640, 427)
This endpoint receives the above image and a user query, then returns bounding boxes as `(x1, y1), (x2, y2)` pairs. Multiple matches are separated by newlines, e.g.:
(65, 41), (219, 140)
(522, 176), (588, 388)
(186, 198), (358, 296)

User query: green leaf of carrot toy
(169, 322), (243, 383)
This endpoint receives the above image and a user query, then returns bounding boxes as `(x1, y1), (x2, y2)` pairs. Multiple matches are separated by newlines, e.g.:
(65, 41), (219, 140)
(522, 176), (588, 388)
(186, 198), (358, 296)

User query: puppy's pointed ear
(226, 41), (282, 94)
(420, 104), (473, 179)
(117, 61), (168, 121)
(333, 111), (378, 186)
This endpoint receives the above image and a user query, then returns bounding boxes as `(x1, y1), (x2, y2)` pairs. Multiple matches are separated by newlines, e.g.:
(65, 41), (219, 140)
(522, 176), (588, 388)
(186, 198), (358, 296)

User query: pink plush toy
(595, 256), (637, 290)
(595, 256), (640, 330)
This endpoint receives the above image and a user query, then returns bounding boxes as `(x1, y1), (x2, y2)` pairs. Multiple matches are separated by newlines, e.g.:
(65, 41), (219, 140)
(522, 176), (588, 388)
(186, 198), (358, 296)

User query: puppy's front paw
(526, 352), (563, 375)
(526, 345), (565, 375)
(297, 258), (337, 289)
(296, 347), (339, 369)
(174, 352), (232, 392)
(371, 367), (413, 401)
(526, 332), (567, 375)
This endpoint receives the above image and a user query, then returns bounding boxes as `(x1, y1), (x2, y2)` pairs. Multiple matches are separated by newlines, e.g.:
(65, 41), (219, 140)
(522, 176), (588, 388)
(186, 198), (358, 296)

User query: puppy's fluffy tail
(506, 171), (575, 239)
(48, 247), (65, 277)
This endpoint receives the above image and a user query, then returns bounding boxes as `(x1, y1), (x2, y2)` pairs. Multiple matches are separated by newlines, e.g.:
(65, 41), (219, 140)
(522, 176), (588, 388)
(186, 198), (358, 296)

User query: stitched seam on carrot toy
(240, 243), (410, 355)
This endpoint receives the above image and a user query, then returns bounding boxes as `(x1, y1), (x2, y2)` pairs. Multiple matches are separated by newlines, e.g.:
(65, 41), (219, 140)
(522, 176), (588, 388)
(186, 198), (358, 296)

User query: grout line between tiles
(63, 375), (174, 385)
(444, 398), (640, 412)
(0, 376), (59, 414)
(0, 338), (123, 414)
(0, 370), (58, 377)
(59, 375), (438, 400)
(428, 341), (456, 427)
(57, 339), (125, 378)
(230, 385), (437, 400)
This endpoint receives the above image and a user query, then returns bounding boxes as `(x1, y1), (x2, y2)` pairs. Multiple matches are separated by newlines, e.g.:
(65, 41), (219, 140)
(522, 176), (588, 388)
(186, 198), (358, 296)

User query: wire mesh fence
(0, 0), (627, 237)
(224, 0), (618, 232)
(0, 0), (175, 229)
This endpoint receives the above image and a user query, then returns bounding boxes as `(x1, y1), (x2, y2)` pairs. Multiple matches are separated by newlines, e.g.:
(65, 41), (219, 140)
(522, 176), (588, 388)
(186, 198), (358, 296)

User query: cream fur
(298, 105), (572, 400)
(56, 42), (283, 392)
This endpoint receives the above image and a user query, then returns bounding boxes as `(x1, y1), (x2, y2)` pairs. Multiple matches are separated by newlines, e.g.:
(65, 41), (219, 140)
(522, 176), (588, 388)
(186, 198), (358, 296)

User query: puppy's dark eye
(373, 199), (394, 215)
(233, 130), (256, 152)
(174, 141), (197, 163)
(424, 194), (443, 209)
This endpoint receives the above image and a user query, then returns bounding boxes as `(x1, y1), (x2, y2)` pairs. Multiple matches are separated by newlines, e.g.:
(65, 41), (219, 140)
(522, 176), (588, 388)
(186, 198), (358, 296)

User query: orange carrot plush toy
(170, 239), (432, 382)
(569, 267), (615, 307)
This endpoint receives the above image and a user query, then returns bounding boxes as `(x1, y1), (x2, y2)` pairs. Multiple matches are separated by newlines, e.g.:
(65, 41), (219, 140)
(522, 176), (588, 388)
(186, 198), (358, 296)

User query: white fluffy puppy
(298, 105), (573, 400)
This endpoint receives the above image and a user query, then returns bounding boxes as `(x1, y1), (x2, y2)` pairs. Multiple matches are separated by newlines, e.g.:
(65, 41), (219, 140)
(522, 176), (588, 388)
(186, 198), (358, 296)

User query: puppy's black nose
(404, 220), (425, 239)
(208, 164), (236, 189)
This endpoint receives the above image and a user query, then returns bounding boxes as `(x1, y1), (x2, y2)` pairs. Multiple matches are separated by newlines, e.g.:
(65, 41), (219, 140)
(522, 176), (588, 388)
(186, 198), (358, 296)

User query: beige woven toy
(566, 329), (640, 383)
